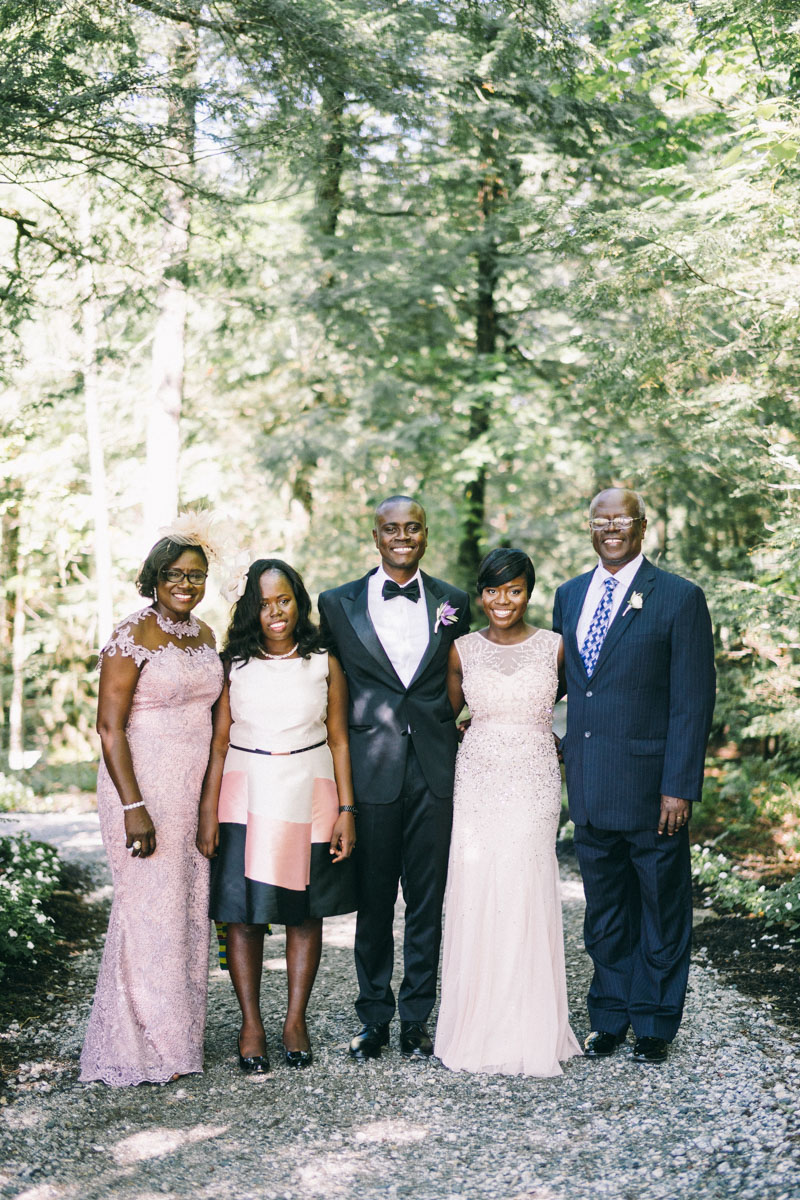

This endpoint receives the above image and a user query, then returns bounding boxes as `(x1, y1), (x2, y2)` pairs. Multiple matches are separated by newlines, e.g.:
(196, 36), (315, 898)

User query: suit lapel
(408, 574), (446, 688)
(590, 559), (656, 680)
(341, 571), (403, 685)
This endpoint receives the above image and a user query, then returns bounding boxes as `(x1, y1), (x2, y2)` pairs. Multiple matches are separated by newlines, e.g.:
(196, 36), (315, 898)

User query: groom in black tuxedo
(318, 496), (470, 1059)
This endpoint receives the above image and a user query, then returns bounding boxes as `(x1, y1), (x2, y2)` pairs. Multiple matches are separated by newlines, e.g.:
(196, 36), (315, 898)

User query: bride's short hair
(476, 548), (535, 595)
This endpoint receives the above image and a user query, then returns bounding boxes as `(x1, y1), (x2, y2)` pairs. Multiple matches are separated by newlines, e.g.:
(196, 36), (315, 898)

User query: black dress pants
(353, 743), (453, 1025)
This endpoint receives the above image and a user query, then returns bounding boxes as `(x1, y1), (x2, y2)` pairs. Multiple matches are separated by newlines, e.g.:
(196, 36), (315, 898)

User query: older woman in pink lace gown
(79, 526), (223, 1086)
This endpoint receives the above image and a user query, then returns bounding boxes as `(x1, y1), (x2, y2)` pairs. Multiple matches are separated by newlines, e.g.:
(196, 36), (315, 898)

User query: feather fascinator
(157, 511), (223, 563)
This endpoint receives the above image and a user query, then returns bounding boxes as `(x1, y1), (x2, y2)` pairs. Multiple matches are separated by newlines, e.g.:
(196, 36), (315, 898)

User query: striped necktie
(580, 577), (618, 677)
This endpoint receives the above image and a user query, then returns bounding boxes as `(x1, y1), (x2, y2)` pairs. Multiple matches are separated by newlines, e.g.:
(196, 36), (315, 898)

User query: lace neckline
(151, 605), (201, 638)
(476, 629), (543, 647)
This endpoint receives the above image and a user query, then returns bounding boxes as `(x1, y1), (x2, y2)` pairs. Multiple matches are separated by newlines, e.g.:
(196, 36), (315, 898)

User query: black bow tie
(382, 578), (421, 603)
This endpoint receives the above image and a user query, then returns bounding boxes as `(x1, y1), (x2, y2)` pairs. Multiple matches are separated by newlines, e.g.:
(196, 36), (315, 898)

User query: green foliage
(692, 844), (800, 931)
(0, 773), (35, 813)
(0, 834), (60, 978)
(694, 757), (800, 864)
(0, 0), (797, 888)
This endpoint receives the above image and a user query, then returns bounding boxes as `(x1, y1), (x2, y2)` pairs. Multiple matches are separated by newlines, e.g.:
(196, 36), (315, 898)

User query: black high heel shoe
(283, 1045), (313, 1069)
(237, 1035), (270, 1074)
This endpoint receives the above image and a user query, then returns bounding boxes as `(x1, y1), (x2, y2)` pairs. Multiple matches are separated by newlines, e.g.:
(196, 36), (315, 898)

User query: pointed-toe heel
(283, 1046), (313, 1069)
(237, 1035), (270, 1074)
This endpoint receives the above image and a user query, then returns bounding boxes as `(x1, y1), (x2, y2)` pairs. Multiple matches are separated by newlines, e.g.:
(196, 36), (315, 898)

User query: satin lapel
(408, 574), (446, 688)
(566, 572), (594, 681)
(589, 560), (656, 681)
(341, 572), (403, 685)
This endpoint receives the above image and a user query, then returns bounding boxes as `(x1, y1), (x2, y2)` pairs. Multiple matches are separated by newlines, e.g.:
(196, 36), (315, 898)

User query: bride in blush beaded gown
(434, 549), (581, 1076)
(80, 529), (223, 1087)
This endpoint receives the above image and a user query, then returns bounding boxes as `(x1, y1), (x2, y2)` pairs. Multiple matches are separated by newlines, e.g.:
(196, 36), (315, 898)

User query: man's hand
(658, 795), (692, 837)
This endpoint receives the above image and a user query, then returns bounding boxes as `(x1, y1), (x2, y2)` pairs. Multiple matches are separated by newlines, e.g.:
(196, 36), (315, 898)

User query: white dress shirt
(367, 565), (429, 688)
(575, 553), (644, 651)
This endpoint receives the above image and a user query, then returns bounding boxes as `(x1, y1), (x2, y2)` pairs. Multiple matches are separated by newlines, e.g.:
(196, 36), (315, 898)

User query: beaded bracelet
(122, 800), (146, 811)
(338, 805), (358, 815)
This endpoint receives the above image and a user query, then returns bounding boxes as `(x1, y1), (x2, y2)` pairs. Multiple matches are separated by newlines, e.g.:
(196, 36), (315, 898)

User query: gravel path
(1, 814), (799, 1200)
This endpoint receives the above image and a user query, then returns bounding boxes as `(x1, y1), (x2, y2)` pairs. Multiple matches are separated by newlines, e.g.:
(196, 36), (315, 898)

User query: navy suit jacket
(552, 557), (716, 831)
(318, 570), (470, 804)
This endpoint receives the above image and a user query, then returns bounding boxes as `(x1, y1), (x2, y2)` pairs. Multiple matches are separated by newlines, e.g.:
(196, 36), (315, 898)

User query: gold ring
(132, 840), (142, 851)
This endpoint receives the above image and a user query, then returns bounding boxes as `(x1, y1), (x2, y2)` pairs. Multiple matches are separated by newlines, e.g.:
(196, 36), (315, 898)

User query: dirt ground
(692, 912), (799, 1029)
(1, 856), (797, 1091)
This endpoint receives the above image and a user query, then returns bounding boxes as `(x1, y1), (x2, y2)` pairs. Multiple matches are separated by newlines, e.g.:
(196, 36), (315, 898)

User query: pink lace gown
(434, 630), (582, 1076)
(79, 610), (224, 1086)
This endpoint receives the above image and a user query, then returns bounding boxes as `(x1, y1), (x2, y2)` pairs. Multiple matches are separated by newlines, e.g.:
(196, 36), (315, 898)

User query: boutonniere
(622, 591), (644, 617)
(434, 600), (459, 634)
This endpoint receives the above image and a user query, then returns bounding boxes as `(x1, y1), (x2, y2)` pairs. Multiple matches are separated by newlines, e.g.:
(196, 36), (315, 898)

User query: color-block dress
(209, 652), (356, 925)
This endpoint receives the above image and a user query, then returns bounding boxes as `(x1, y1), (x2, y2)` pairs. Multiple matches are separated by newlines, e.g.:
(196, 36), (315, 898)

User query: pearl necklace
(263, 644), (298, 660)
(152, 606), (200, 638)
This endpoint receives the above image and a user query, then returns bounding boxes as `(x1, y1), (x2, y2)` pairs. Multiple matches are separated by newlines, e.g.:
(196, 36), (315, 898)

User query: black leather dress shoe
(632, 1036), (669, 1063)
(583, 1030), (623, 1058)
(283, 1045), (313, 1069)
(399, 1021), (433, 1059)
(349, 1022), (390, 1060)
(238, 1036), (270, 1073)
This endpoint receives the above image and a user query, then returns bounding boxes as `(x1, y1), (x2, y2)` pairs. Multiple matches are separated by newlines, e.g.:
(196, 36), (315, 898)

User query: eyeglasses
(588, 517), (642, 532)
(160, 569), (208, 585)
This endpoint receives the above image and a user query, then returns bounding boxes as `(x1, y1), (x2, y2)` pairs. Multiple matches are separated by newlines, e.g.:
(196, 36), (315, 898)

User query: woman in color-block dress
(198, 559), (356, 1071)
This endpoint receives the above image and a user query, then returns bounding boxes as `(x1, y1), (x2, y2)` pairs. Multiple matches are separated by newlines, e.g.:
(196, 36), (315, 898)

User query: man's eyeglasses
(588, 517), (643, 532)
(160, 569), (208, 585)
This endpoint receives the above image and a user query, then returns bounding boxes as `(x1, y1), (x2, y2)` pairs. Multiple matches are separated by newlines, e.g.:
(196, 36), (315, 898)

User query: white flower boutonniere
(434, 600), (459, 634)
(622, 591), (644, 617)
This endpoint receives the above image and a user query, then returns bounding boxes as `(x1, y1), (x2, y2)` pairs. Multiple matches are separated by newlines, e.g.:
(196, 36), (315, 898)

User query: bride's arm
(446, 642), (467, 726)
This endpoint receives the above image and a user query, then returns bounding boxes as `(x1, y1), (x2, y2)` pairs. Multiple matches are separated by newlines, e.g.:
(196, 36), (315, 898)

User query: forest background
(1, 0), (799, 907)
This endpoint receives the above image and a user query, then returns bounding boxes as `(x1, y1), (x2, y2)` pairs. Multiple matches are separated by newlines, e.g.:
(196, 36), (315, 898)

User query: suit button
(584, 731), (591, 738)
(586, 690), (593, 698)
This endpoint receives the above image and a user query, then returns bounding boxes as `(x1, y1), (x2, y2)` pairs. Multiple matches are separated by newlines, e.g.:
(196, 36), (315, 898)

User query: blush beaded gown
(79, 610), (224, 1086)
(434, 630), (582, 1076)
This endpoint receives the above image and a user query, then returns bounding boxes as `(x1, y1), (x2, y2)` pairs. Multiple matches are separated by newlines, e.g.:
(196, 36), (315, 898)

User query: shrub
(691, 843), (800, 931)
(0, 772), (36, 813)
(0, 833), (61, 978)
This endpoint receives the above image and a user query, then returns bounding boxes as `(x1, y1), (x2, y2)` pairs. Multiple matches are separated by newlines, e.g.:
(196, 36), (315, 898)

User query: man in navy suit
(318, 496), (470, 1060)
(553, 488), (715, 1064)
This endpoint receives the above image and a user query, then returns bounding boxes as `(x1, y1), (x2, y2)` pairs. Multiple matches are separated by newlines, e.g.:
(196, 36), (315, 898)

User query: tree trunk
(456, 127), (502, 589)
(0, 503), (17, 748)
(79, 188), (114, 648)
(144, 12), (198, 537)
(316, 80), (346, 247)
(8, 507), (25, 769)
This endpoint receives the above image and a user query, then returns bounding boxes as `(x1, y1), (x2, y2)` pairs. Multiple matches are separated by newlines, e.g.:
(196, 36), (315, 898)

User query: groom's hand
(658, 795), (691, 837)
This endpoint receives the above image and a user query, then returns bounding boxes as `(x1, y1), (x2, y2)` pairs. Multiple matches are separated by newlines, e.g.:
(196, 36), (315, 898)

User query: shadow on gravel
(693, 917), (799, 1030)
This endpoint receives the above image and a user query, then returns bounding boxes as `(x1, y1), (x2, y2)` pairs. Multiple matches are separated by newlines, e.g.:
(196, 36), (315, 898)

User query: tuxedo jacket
(318, 570), (470, 804)
(552, 557), (716, 831)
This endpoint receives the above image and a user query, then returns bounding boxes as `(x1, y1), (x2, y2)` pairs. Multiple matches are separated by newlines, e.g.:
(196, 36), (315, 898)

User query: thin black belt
(229, 739), (326, 758)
